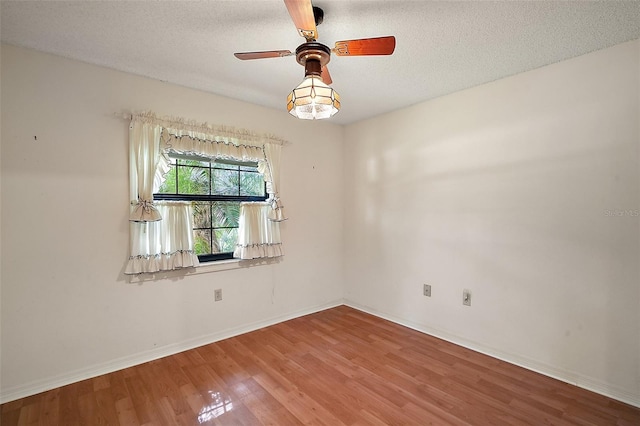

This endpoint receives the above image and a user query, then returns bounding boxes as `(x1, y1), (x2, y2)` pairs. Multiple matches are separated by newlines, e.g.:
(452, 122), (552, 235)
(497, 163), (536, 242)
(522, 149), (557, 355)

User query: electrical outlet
(463, 289), (471, 306)
(423, 284), (431, 297)
(214, 289), (222, 302)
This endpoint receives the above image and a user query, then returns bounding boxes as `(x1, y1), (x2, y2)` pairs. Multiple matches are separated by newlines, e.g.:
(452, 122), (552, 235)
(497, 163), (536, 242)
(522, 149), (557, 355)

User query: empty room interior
(1, 1), (639, 424)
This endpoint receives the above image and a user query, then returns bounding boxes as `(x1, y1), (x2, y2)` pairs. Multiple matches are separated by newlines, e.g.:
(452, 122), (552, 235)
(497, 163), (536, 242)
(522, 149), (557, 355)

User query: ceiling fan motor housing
(296, 42), (331, 77)
(313, 6), (324, 26)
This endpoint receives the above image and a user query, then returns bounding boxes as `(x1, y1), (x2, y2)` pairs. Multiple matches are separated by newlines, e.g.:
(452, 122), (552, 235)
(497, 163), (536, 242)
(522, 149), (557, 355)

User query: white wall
(343, 39), (640, 406)
(0, 44), (344, 402)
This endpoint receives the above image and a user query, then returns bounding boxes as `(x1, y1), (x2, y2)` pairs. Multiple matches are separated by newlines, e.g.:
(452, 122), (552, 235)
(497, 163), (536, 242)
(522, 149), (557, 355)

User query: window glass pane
(239, 164), (257, 172)
(179, 158), (210, 168)
(211, 202), (240, 228)
(193, 229), (212, 255)
(214, 228), (238, 253)
(212, 168), (239, 195)
(192, 202), (211, 228)
(240, 172), (265, 196)
(178, 166), (210, 195)
(213, 162), (239, 170)
(157, 165), (177, 193)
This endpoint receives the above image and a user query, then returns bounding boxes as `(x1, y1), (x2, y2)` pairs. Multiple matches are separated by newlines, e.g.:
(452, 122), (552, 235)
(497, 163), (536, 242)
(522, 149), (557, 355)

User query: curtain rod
(115, 111), (289, 146)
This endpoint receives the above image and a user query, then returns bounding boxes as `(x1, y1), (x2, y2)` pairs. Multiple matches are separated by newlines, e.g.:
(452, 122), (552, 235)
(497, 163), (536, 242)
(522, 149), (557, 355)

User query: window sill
(126, 257), (282, 283)
(192, 258), (243, 274)
(194, 256), (282, 274)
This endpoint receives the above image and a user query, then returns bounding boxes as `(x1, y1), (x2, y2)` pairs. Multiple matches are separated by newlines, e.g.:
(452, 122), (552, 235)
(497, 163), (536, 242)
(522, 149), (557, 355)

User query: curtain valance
(129, 111), (286, 146)
(161, 131), (266, 163)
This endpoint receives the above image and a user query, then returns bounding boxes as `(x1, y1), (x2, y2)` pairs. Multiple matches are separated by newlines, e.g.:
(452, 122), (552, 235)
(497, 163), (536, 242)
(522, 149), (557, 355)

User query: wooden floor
(2, 306), (639, 425)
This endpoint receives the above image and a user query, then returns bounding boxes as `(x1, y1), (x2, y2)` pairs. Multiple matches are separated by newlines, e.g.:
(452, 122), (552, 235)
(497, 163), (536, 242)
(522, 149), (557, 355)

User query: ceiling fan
(234, 0), (396, 119)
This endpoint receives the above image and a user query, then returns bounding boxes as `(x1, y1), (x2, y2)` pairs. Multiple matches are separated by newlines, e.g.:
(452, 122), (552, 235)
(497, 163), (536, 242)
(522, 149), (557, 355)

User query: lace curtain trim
(128, 249), (197, 259)
(233, 242), (283, 260)
(125, 249), (199, 275)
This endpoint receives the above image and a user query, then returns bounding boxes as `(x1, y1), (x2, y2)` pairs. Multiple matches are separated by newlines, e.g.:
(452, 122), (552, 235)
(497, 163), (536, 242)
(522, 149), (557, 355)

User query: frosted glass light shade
(287, 75), (340, 120)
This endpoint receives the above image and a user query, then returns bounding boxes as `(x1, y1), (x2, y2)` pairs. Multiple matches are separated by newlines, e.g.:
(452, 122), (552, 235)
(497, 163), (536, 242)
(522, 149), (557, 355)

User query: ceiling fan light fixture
(287, 75), (340, 120)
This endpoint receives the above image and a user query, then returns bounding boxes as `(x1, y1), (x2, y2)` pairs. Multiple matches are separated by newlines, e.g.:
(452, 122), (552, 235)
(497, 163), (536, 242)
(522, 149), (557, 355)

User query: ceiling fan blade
(333, 36), (396, 56)
(321, 65), (332, 85)
(283, 0), (318, 41)
(234, 50), (293, 60)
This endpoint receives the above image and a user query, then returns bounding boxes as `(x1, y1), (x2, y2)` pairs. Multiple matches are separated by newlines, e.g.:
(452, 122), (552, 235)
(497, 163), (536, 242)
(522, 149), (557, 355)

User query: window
(154, 153), (267, 262)
(126, 118), (285, 276)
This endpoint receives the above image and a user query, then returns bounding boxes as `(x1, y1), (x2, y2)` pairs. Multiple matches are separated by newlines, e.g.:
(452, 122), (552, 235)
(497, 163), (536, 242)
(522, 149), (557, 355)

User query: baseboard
(0, 299), (343, 404)
(344, 300), (640, 409)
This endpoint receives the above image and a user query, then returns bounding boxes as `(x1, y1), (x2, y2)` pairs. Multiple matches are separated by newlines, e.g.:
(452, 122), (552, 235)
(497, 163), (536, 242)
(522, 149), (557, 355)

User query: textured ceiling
(2, 1), (639, 125)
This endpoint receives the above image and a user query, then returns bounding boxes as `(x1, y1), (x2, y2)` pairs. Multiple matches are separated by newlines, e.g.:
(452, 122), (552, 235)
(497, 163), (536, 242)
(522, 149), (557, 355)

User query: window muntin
(154, 153), (267, 261)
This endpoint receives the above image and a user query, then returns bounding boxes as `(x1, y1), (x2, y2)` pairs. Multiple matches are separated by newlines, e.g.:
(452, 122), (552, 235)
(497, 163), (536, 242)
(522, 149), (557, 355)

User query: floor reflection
(198, 391), (234, 423)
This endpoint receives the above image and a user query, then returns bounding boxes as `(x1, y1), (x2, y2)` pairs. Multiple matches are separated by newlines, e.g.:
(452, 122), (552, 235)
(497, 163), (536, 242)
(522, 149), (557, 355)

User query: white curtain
(233, 202), (283, 260)
(260, 143), (287, 222)
(125, 203), (200, 274)
(129, 122), (165, 222)
(126, 119), (199, 275)
(125, 113), (286, 274)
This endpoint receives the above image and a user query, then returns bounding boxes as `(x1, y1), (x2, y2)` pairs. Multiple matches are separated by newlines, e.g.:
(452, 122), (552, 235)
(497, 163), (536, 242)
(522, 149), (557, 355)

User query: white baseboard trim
(0, 299), (343, 404)
(344, 300), (640, 409)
